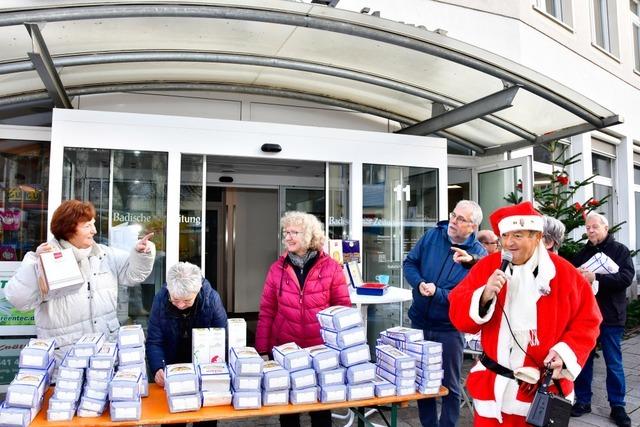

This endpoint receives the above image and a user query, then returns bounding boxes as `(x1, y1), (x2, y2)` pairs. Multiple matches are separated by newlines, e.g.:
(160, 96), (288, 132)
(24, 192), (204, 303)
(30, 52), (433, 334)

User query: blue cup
(375, 274), (390, 285)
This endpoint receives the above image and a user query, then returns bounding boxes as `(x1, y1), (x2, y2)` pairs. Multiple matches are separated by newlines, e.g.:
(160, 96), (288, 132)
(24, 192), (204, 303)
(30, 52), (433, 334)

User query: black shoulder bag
(525, 367), (571, 427)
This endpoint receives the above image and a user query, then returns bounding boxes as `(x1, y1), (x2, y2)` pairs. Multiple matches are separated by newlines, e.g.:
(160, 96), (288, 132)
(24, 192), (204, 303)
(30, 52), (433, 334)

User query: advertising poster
(0, 262), (36, 335)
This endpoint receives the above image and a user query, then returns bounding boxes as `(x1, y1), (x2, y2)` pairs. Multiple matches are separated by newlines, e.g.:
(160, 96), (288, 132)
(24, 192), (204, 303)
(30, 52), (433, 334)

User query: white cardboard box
(193, 328), (226, 364)
(37, 248), (85, 299)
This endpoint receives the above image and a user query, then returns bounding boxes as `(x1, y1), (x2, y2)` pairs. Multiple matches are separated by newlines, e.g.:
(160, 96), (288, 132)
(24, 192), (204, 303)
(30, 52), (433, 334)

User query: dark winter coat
(146, 279), (227, 374)
(572, 234), (635, 327)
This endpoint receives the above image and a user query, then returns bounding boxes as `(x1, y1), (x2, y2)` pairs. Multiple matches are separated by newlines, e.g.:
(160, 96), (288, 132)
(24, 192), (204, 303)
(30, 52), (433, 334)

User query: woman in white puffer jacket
(5, 200), (155, 363)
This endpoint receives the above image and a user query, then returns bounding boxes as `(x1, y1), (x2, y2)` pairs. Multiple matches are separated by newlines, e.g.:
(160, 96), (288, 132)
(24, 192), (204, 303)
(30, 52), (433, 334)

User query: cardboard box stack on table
(109, 324), (147, 421)
(81, 341), (117, 417)
(317, 305), (375, 402)
(228, 347), (264, 409)
(376, 327), (444, 395)
(272, 343), (316, 405)
(305, 344), (345, 403)
(164, 363), (201, 413)
(199, 362), (232, 407)
(71, 333), (109, 418)
(0, 338), (55, 426)
(261, 360), (290, 406)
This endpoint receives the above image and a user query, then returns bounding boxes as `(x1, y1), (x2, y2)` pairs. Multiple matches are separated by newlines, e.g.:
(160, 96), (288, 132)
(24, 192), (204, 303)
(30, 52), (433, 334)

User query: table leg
(391, 403), (398, 427)
(357, 407), (366, 427)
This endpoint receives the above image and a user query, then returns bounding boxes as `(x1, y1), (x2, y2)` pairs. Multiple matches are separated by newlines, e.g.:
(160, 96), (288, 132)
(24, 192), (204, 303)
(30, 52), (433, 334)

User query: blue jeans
(574, 325), (626, 407)
(412, 325), (464, 427)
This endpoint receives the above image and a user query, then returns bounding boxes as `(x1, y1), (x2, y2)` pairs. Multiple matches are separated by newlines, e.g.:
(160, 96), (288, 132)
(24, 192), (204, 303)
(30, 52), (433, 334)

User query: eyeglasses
(169, 294), (197, 306)
(501, 231), (537, 242)
(282, 230), (301, 238)
(449, 212), (472, 225)
(480, 240), (500, 247)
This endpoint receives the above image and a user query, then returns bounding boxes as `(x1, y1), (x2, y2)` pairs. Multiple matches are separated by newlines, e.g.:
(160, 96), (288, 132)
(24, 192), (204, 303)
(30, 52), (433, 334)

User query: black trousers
(280, 410), (332, 426)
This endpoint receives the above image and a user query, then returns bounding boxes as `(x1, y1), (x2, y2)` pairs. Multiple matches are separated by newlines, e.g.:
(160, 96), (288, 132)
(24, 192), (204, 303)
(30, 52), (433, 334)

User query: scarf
(58, 239), (97, 286)
(506, 241), (555, 348)
(287, 250), (317, 269)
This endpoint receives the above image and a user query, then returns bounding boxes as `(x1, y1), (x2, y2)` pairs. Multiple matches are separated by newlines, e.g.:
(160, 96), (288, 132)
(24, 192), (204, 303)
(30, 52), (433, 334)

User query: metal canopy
(0, 0), (621, 153)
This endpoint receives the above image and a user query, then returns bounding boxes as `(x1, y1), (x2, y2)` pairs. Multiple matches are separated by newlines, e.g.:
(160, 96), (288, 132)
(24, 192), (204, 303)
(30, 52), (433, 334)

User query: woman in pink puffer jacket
(256, 211), (351, 427)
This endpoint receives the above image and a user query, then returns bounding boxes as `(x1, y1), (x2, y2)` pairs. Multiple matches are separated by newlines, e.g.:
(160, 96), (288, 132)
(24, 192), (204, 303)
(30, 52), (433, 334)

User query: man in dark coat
(571, 212), (634, 427)
(146, 261), (228, 427)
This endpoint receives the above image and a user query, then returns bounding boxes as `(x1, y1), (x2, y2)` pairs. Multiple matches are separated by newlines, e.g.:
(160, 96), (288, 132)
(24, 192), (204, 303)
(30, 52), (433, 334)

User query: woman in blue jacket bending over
(146, 261), (228, 427)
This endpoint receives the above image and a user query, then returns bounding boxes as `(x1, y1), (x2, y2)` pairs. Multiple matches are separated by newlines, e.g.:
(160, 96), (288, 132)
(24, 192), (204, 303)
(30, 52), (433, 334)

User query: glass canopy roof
(0, 0), (620, 154)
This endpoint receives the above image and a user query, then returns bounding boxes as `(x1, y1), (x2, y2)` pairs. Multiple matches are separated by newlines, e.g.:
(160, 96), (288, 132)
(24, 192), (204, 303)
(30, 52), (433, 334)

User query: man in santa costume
(449, 202), (602, 426)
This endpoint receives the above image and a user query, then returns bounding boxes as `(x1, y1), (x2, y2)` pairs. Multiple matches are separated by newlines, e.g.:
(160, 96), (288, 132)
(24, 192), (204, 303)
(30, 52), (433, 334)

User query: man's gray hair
(166, 262), (203, 299)
(456, 200), (483, 226)
(543, 216), (566, 252)
(586, 212), (609, 228)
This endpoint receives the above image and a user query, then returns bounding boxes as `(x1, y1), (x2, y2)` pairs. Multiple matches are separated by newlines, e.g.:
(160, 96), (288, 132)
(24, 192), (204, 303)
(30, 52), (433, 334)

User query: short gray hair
(586, 212), (609, 228)
(456, 200), (483, 226)
(543, 216), (565, 252)
(281, 211), (325, 252)
(166, 262), (203, 298)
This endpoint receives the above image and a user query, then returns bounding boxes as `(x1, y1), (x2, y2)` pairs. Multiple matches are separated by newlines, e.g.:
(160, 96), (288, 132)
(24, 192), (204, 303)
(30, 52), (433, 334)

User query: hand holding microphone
(481, 251), (512, 305)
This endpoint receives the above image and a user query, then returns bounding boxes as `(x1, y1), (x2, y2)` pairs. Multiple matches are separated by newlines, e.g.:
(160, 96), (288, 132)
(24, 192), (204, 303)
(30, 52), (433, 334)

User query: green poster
(0, 338), (28, 387)
(0, 263), (35, 329)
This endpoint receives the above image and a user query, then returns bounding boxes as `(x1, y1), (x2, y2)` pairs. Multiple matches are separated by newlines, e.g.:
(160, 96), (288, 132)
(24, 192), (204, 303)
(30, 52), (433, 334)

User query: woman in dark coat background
(146, 261), (227, 427)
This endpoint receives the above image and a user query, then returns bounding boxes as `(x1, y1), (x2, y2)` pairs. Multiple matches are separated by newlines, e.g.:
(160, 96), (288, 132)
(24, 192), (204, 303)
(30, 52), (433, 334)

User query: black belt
(480, 353), (515, 380)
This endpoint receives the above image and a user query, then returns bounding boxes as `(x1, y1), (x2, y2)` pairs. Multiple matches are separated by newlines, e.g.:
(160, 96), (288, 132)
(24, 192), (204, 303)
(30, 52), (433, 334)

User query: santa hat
(489, 201), (543, 235)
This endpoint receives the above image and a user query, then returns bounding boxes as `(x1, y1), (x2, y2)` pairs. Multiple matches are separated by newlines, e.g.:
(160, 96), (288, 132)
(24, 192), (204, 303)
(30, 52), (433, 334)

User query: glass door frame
(47, 109), (449, 271)
(471, 156), (533, 202)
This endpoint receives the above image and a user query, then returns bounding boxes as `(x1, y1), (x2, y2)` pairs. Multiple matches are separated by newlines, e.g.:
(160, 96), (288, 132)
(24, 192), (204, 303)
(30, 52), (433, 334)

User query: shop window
(594, 183), (614, 221)
(62, 148), (168, 327)
(328, 163), (350, 240)
(634, 165), (640, 185)
(592, 0), (620, 56)
(0, 140), (50, 262)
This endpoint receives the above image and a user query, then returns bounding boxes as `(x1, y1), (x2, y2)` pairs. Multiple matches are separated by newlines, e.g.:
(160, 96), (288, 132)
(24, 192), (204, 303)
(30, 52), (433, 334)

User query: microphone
(500, 251), (513, 272)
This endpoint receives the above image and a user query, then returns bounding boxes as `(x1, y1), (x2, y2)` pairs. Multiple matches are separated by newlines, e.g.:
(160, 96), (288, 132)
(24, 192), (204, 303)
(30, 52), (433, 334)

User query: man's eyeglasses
(282, 230), (301, 238)
(449, 212), (472, 225)
(480, 240), (500, 247)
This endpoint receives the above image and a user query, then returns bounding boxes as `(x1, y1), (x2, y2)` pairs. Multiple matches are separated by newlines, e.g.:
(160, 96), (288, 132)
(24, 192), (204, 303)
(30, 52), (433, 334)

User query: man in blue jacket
(146, 261), (228, 427)
(404, 200), (486, 427)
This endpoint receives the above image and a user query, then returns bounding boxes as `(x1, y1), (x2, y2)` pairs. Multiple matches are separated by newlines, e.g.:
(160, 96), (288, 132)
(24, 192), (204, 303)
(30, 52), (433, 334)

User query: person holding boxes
(5, 200), (155, 365)
(146, 261), (227, 427)
(256, 211), (351, 427)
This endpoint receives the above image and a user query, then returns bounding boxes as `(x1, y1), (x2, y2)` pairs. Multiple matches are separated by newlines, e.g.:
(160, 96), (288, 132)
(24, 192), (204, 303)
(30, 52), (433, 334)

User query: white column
(617, 136), (634, 248)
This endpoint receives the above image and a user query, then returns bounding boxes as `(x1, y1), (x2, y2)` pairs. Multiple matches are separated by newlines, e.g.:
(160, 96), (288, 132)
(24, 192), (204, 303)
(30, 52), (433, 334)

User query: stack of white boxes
(228, 347), (263, 409)
(0, 338), (55, 426)
(377, 327), (444, 395)
(200, 362), (232, 407)
(81, 341), (118, 417)
(261, 360), (290, 406)
(305, 344), (345, 403)
(109, 325), (146, 421)
(404, 339), (443, 394)
(273, 343), (316, 405)
(375, 344), (416, 396)
(72, 333), (109, 418)
(164, 363), (202, 413)
(317, 306), (374, 401)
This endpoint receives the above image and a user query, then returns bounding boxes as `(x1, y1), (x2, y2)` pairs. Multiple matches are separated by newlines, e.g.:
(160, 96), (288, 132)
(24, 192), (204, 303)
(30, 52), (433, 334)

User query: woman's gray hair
(281, 211), (326, 252)
(543, 216), (566, 252)
(456, 200), (483, 226)
(166, 262), (203, 298)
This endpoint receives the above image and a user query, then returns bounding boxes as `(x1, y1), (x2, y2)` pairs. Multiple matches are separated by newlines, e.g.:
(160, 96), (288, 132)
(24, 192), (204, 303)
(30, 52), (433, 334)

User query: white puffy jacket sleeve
(5, 251), (42, 310)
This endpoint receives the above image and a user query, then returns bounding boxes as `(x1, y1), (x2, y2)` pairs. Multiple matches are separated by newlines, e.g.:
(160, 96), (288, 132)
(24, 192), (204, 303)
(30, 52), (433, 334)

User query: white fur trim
(498, 215), (543, 234)
(473, 397), (531, 420)
(551, 342), (580, 381)
(470, 285), (496, 324)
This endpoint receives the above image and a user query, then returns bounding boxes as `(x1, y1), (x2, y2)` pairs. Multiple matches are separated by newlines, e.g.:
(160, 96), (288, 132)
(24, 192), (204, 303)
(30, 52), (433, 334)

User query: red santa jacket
(255, 252), (351, 354)
(449, 251), (601, 419)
